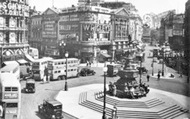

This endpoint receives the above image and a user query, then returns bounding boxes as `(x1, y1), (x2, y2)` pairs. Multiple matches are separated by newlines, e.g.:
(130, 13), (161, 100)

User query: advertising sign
(4, 93), (18, 99)
(59, 14), (80, 40)
(42, 20), (57, 38)
(0, 1), (29, 17)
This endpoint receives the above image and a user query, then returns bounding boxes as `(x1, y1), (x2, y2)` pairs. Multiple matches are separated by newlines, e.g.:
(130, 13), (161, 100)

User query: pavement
(55, 84), (190, 119)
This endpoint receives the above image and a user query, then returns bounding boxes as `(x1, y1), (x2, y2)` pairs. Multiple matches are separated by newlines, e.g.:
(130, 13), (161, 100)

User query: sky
(29, 0), (187, 17)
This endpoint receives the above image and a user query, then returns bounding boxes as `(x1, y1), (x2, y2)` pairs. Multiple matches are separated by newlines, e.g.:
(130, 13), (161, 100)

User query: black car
(79, 68), (96, 76)
(25, 79), (35, 93)
(137, 67), (148, 74)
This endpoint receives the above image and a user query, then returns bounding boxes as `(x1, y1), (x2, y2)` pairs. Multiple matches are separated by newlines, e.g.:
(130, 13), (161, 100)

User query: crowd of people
(108, 81), (150, 99)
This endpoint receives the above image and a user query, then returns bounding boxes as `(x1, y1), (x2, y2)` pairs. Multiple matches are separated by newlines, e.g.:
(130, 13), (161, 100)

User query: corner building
(0, 0), (30, 66)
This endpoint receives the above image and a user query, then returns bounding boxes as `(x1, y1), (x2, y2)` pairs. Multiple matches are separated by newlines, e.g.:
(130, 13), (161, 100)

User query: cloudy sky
(29, 0), (187, 16)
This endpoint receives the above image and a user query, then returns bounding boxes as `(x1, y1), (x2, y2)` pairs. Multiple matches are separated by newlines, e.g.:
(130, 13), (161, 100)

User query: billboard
(42, 20), (57, 38)
(59, 14), (80, 40)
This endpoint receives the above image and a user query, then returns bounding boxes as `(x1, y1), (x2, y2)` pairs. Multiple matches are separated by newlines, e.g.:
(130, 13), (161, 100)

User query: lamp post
(65, 51), (69, 91)
(152, 59), (154, 76)
(162, 48), (165, 76)
(139, 53), (143, 84)
(102, 64), (108, 119)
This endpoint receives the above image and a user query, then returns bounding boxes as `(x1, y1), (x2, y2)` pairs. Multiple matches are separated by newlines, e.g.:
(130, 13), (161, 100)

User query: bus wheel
(57, 76), (62, 80)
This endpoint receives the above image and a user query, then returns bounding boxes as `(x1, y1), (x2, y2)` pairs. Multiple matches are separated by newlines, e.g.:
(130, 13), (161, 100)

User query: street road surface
(20, 45), (190, 119)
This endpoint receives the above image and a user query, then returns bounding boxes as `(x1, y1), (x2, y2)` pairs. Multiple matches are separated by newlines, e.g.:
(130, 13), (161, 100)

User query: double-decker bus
(0, 73), (21, 119)
(1, 61), (20, 80)
(47, 58), (79, 80)
(32, 57), (53, 81)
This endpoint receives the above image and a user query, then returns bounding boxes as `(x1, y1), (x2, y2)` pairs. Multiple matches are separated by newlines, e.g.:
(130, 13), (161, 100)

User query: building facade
(184, 0), (190, 83)
(0, 0), (30, 67)
(28, 1), (142, 63)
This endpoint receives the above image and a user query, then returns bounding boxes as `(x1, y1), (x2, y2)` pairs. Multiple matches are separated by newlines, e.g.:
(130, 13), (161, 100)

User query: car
(79, 68), (96, 76)
(38, 100), (64, 119)
(25, 79), (35, 93)
(137, 67), (148, 74)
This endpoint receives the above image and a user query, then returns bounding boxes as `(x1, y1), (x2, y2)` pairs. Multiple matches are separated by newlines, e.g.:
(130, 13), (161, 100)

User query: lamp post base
(162, 72), (164, 77)
(64, 81), (68, 91)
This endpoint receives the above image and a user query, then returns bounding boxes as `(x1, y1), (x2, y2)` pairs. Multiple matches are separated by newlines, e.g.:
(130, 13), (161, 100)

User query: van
(16, 59), (31, 78)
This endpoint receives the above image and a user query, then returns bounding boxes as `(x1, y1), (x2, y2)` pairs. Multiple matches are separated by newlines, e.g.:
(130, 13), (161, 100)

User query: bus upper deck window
(5, 87), (11, 91)
(12, 87), (18, 91)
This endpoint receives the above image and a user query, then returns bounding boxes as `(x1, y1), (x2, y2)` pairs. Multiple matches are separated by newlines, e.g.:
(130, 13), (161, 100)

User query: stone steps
(79, 92), (189, 119)
(158, 105), (189, 119)
(96, 94), (165, 108)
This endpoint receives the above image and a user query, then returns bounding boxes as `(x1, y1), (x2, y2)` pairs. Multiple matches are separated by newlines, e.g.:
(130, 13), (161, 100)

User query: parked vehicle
(137, 67), (148, 74)
(25, 79), (35, 93)
(79, 68), (95, 76)
(38, 100), (64, 119)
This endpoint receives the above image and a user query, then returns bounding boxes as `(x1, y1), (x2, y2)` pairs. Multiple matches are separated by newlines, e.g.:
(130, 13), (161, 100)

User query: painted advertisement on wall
(0, 1), (29, 17)
(42, 20), (57, 38)
(58, 14), (80, 41)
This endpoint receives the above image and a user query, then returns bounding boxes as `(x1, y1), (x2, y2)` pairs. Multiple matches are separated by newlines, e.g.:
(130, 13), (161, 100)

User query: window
(58, 71), (61, 73)
(6, 103), (18, 108)
(71, 69), (73, 71)
(5, 87), (11, 91)
(55, 71), (57, 73)
(5, 87), (18, 91)
(12, 87), (18, 91)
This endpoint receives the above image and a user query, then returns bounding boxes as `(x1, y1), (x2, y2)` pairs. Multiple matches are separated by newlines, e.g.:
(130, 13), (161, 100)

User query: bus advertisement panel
(0, 73), (21, 119)
(47, 58), (79, 80)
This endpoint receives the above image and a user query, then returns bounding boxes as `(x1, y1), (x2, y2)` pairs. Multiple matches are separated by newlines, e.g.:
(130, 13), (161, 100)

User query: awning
(25, 54), (35, 62)
(100, 53), (111, 58)
(17, 59), (28, 64)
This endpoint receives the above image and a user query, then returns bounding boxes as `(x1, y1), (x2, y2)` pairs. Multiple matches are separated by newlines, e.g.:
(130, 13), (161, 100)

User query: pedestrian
(89, 61), (91, 67)
(157, 73), (160, 80)
(44, 66), (49, 83)
(112, 84), (117, 97)
(146, 74), (150, 82)
(86, 60), (89, 67)
(179, 72), (183, 78)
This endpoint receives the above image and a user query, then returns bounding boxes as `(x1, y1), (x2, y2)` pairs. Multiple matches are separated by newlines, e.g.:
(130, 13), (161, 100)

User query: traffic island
(55, 84), (190, 119)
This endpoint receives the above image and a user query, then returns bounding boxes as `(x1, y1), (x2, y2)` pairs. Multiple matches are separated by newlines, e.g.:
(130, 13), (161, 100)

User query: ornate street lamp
(59, 41), (66, 58)
(65, 51), (69, 91)
(102, 63), (108, 119)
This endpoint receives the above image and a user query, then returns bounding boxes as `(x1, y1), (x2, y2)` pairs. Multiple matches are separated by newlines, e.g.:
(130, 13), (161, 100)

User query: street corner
(150, 73), (175, 80)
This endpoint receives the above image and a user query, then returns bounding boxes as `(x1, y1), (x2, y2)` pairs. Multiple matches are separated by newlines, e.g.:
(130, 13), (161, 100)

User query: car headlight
(51, 115), (55, 119)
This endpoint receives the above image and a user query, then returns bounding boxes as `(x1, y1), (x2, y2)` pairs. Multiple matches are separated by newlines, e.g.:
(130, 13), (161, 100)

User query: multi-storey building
(184, 0), (190, 83)
(28, 1), (142, 63)
(0, 0), (30, 67)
